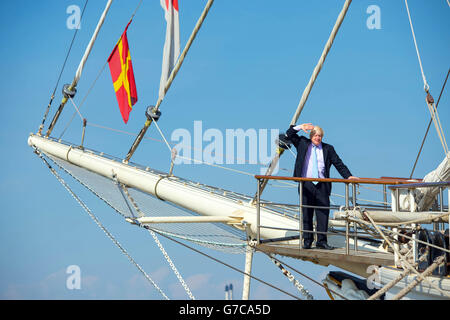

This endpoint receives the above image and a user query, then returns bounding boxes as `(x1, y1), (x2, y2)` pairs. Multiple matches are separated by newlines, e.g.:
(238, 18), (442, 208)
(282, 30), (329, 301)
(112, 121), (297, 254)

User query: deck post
(394, 188), (400, 212)
(412, 223), (417, 263)
(299, 182), (303, 248)
(242, 244), (254, 300)
(256, 179), (261, 244)
(352, 183), (358, 252)
(345, 183), (350, 255)
(439, 187), (444, 230)
(393, 227), (400, 267)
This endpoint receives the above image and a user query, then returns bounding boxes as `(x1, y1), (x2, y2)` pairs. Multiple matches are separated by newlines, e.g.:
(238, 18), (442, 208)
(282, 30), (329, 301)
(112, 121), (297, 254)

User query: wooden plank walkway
(256, 243), (395, 267)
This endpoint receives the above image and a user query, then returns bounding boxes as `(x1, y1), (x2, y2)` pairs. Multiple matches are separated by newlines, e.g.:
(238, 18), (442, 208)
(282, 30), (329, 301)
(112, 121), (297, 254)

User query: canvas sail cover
(397, 153), (450, 212)
(415, 153), (450, 211)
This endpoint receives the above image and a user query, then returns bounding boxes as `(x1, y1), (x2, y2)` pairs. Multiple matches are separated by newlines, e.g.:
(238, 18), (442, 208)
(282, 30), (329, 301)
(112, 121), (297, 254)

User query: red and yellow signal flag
(107, 22), (138, 124)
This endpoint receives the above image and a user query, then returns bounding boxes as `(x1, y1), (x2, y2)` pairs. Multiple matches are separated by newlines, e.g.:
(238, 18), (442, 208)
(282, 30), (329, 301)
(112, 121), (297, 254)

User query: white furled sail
(415, 153), (450, 211)
(396, 153), (450, 212)
(159, 0), (180, 99)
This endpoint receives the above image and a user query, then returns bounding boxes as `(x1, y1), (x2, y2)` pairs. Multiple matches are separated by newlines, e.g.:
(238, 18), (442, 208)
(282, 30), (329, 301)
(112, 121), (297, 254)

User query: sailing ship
(27, 0), (449, 300)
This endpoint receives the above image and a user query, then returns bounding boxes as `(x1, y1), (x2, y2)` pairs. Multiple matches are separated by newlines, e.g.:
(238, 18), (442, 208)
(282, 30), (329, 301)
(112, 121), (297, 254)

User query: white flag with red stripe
(159, 0), (180, 98)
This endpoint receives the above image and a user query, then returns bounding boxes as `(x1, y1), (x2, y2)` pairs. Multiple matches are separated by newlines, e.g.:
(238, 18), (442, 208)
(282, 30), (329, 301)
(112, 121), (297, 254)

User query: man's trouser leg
(301, 182), (315, 245)
(314, 184), (330, 245)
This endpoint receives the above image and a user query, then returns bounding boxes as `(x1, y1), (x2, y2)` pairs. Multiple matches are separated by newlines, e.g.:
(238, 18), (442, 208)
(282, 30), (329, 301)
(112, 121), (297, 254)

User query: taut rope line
(255, 0), (353, 201)
(404, 0), (448, 156)
(124, 0), (216, 163)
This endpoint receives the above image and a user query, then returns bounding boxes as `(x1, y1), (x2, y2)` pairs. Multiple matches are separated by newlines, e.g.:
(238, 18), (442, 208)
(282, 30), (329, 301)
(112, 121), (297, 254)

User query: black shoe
(302, 242), (312, 249)
(315, 243), (334, 250)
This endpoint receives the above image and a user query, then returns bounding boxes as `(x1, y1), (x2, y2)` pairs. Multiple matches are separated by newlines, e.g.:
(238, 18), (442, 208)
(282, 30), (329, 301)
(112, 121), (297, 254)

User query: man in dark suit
(286, 123), (358, 250)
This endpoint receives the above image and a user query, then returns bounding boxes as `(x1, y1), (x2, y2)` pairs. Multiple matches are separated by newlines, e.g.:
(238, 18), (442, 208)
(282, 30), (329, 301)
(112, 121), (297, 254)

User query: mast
(44, 0), (114, 138)
(253, 0), (352, 201)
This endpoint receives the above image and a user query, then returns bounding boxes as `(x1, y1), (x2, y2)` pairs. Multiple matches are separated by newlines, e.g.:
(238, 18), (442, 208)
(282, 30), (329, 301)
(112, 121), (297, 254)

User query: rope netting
(41, 149), (248, 254)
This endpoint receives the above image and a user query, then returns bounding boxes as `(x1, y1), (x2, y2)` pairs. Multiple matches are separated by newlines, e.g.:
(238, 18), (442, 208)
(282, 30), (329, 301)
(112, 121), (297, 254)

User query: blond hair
(310, 126), (324, 139)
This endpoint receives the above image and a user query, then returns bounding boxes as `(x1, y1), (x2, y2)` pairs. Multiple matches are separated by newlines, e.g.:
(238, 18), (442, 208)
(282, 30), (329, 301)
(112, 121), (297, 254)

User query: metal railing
(253, 176), (446, 255)
(389, 181), (450, 264)
(389, 180), (449, 212)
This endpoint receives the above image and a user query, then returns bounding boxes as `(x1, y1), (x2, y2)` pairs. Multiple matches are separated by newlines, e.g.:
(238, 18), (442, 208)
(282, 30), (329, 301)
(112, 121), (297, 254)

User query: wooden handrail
(380, 176), (422, 181)
(254, 175), (420, 185)
(389, 181), (450, 189)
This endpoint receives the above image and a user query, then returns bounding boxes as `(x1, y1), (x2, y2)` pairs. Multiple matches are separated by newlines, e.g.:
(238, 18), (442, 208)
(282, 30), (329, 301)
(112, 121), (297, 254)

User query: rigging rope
(73, 0), (113, 87)
(425, 93), (449, 155)
(149, 114), (173, 153)
(65, 117), (390, 207)
(69, 97), (85, 121)
(59, 62), (108, 140)
(45, 0), (114, 138)
(290, 0), (352, 125)
(32, 142), (350, 300)
(404, 0), (449, 156)
(124, 0), (216, 163)
(33, 147), (169, 299)
(410, 68), (449, 178)
(256, 0), (352, 200)
(404, 0), (428, 92)
(363, 211), (450, 298)
(57, 0), (143, 140)
(37, 0), (89, 136)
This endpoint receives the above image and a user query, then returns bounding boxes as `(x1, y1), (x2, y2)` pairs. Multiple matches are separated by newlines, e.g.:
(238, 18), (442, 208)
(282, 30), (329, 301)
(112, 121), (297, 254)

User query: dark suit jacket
(286, 125), (352, 195)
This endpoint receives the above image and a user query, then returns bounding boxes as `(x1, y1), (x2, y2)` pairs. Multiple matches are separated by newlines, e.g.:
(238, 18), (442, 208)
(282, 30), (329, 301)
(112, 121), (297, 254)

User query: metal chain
(119, 183), (196, 300)
(147, 228), (196, 300)
(267, 254), (314, 300)
(33, 147), (169, 300)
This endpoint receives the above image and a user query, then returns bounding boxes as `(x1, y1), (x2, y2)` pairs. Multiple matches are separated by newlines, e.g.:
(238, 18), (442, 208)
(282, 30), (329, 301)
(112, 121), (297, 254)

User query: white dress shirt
(301, 143), (325, 178)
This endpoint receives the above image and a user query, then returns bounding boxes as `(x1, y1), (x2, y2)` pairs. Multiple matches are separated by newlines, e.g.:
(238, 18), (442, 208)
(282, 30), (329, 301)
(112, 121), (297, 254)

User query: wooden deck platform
(256, 243), (395, 267)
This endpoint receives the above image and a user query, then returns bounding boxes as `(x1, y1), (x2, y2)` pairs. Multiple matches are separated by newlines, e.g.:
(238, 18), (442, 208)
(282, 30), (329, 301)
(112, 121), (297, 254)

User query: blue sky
(1, 0), (449, 300)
